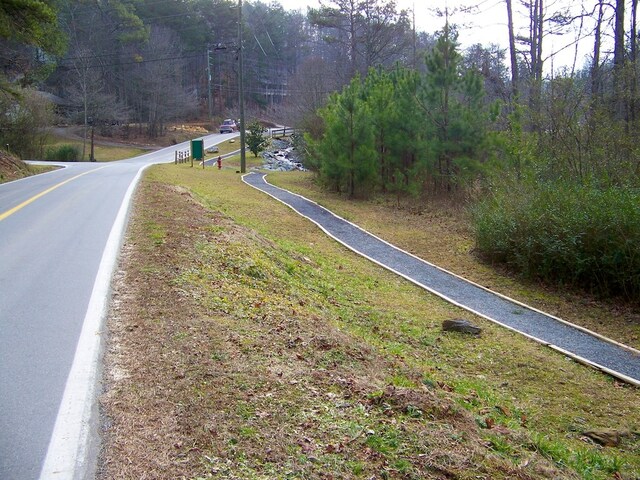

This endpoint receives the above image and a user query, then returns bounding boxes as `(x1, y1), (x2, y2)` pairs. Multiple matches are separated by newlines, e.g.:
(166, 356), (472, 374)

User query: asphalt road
(0, 133), (237, 480)
(243, 172), (640, 386)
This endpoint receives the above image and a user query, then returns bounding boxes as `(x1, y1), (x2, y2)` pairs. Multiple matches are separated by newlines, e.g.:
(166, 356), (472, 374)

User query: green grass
(205, 139), (242, 156)
(269, 170), (640, 341)
(41, 136), (149, 162)
(144, 221), (166, 246)
(139, 165), (639, 479)
(531, 433), (626, 479)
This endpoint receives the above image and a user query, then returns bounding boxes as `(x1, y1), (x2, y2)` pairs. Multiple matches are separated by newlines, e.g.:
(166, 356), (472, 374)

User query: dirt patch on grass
(99, 180), (571, 479)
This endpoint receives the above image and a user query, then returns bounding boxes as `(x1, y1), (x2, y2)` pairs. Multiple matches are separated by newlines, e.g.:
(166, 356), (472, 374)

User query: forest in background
(0, 0), (435, 156)
(1, 0), (639, 301)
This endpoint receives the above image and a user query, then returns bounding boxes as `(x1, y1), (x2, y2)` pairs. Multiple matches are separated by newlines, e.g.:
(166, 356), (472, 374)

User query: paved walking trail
(243, 172), (640, 386)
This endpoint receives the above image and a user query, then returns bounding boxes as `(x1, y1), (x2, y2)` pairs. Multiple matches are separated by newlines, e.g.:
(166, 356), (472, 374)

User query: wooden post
(175, 151), (177, 164)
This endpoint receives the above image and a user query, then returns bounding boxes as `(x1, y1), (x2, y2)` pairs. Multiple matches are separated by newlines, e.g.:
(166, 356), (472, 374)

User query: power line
(56, 52), (204, 69)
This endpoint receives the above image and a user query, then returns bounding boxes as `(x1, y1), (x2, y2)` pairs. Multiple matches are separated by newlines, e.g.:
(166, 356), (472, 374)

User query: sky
(275, 0), (604, 74)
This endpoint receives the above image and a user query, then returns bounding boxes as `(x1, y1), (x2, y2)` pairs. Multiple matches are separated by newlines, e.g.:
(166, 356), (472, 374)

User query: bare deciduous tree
(129, 26), (198, 138)
(309, 0), (413, 81)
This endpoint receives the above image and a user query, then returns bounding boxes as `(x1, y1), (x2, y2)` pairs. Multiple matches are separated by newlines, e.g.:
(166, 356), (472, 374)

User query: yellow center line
(0, 166), (109, 222)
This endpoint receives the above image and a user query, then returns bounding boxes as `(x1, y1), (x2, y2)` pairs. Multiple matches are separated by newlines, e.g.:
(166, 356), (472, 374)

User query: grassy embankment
(99, 158), (639, 479)
(0, 151), (56, 184)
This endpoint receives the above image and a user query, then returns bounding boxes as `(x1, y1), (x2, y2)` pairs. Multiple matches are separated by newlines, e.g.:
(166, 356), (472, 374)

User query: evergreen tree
(416, 23), (487, 192)
(0, 0), (65, 57)
(315, 76), (376, 197)
(386, 66), (429, 198)
(0, 0), (66, 93)
(363, 67), (395, 191)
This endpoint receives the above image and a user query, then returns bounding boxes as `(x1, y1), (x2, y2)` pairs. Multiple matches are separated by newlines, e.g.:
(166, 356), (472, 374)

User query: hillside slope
(0, 152), (32, 183)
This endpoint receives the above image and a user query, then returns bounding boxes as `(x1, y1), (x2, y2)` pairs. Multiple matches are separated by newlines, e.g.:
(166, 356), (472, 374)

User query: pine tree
(416, 23), (487, 192)
(363, 67), (395, 191)
(386, 66), (430, 198)
(316, 76), (376, 197)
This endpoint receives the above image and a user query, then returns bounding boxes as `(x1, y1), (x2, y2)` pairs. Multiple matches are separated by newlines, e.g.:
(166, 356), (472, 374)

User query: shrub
(45, 144), (82, 162)
(246, 121), (268, 157)
(473, 178), (640, 300)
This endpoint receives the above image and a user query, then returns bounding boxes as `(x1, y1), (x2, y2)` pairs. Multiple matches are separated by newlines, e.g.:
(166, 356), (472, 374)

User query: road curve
(242, 172), (640, 386)
(0, 133), (237, 480)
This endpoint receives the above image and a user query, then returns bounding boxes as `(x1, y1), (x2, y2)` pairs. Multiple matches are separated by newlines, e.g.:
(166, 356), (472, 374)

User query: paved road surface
(243, 172), (640, 386)
(0, 133), (237, 480)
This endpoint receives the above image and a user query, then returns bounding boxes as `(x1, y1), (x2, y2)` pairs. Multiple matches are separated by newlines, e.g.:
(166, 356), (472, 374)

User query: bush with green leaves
(473, 176), (640, 300)
(246, 121), (268, 157)
(45, 144), (82, 162)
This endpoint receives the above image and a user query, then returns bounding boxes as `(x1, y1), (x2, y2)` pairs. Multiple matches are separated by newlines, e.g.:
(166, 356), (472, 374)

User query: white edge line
(39, 163), (152, 480)
(24, 161), (69, 168)
(241, 172), (640, 387)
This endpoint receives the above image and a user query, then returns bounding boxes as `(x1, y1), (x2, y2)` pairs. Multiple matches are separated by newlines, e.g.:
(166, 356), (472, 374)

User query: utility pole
(238, 0), (246, 173)
(206, 45), (212, 119)
(506, 0), (519, 103)
(90, 125), (95, 162)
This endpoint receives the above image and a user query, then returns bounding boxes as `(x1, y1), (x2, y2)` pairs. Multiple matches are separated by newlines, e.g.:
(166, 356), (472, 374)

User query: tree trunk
(631, 0), (638, 123)
(82, 87), (87, 161)
(349, 107), (355, 197)
(506, 0), (519, 102)
(614, 0), (626, 121)
(591, 0), (604, 101)
(632, 0), (638, 65)
(528, 0), (543, 131)
(349, 0), (358, 78)
(535, 0), (543, 80)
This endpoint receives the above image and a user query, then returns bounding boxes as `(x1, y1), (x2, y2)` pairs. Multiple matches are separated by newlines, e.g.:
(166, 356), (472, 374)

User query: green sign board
(191, 139), (204, 160)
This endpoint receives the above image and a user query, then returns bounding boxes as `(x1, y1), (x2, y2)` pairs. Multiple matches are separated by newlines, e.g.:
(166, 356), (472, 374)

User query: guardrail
(270, 127), (298, 138)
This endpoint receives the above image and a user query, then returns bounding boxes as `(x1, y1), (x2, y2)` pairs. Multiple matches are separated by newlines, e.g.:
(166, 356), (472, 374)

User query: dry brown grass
(99, 178), (577, 479)
(0, 151), (48, 183)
